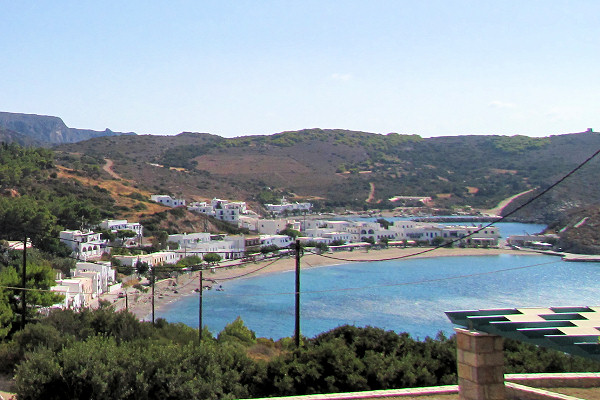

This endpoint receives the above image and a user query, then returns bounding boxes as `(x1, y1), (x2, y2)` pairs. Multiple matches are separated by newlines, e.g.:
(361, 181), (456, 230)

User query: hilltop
(0, 111), (134, 145)
(56, 128), (600, 223)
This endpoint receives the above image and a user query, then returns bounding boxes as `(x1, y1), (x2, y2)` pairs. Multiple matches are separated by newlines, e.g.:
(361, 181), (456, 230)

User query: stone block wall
(455, 328), (505, 400)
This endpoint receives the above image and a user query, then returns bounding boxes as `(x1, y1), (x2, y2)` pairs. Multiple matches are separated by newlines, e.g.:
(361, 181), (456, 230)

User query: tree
(116, 229), (137, 239)
(135, 261), (149, 275)
(177, 255), (203, 268)
(376, 218), (392, 229)
(152, 231), (169, 251)
(0, 196), (58, 252)
(362, 237), (375, 245)
(431, 236), (445, 247)
(203, 253), (222, 265)
(280, 225), (301, 239)
(260, 245), (279, 255)
(0, 251), (63, 339)
(315, 242), (329, 252)
(98, 229), (116, 242)
(217, 317), (256, 346)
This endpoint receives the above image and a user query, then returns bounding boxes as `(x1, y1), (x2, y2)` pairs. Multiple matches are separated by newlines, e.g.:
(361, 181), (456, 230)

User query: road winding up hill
(54, 128), (600, 223)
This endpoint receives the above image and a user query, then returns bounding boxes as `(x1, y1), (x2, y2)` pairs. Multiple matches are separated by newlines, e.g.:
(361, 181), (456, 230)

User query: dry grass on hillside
(194, 154), (313, 176)
(56, 166), (168, 220)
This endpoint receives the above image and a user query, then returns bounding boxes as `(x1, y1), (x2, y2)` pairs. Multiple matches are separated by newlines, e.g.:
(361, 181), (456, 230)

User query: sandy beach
(112, 246), (541, 321)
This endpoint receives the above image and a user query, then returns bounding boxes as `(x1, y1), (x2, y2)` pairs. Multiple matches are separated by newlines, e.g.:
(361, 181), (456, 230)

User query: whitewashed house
(54, 278), (93, 306)
(257, 219), (293, 235)
(168, 232), (212, 248)
(73, 262), (115, 294)
(188, 198), (247, 224)
(177, 237), (245, 260)
(398, 223), (500, 246)
(59, 230), (107, 261)
(238, 215), (258, 231)
(113, 251), (184, 268)
(169, 233), (245, 260)
(50, 284), (84, 310)
(150, 194), (186, 207)
(265, 196), (312, 215)
(506, 233), (557, 248)
(260, 234), (293, 249)
(99, 219), (143, 236)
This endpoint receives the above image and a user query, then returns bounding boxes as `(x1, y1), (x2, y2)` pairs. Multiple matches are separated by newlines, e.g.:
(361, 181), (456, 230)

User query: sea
(155, 222), (600, 340)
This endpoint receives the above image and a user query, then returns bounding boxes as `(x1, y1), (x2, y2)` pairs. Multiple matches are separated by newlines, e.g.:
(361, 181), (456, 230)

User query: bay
(156, 252), (600, 340)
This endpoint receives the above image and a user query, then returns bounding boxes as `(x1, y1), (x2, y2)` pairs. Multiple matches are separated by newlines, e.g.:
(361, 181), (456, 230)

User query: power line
(5, 143), (599, 321)
(213, 256), (284, 281)
(0, 254), (289, 296)
(171, 259), (561, 299)
(0, 258), (560, 299)
(308, 145), (600, 264)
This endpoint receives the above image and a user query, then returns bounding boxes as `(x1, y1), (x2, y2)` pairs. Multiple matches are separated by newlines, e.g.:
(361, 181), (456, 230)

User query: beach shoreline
(110, 246), (541, 321)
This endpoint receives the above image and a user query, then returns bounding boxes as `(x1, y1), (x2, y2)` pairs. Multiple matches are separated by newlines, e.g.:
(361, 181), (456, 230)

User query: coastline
(115, 246), (540, 321)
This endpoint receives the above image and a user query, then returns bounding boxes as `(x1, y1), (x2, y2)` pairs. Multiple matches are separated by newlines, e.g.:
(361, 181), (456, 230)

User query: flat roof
(446, 306), (600, 361)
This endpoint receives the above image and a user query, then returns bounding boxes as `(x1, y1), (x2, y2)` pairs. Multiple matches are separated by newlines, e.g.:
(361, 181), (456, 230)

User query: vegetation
(303, 241), (329, 252)
(279, 225), (301, 239)
(0, 248), (65, 340)
(54, 128), (600, 223)
(2, 308), (599, 400)
(203, 253), (222, 265)
(0, 144), (115, 253)
(260, 244), (280, 255)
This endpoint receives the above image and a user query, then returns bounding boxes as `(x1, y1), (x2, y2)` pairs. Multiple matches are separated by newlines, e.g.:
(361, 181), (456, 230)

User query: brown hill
(55, 129), (600, 222)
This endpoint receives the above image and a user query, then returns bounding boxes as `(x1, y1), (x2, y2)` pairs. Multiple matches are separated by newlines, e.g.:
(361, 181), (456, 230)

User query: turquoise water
(156, 253), (600, 340)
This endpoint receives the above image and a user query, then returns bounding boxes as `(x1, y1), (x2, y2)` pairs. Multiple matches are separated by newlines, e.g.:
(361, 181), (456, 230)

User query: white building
(73, 262), (115, 294)
(150, 194), (186, 207)
(53, 277), (93, 307)
(265, 196), (312, 215)
(59, 230), (107, 261)
(256, 219), (301, 235)
(297, 219), (501, 247)
(388, 196), (433, 205)
(260, 234), (293, 249)
(168, 232), (245, 260)
(188, 198), (248, 224)
(399, 223), (500, 246)
(168, 232), (212, 248)
(506, 234), (558, 248)
(239, 215), (258, 231)
(51, 284), (84, 310)
(113, 251), (184, 268)
(99, 219), (143, 236)
(177, 237), (245, 260)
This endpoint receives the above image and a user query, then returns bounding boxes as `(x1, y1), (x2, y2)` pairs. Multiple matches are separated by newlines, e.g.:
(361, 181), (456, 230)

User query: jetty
(412, 215), (502, 223)
(562, 253), (600, 262)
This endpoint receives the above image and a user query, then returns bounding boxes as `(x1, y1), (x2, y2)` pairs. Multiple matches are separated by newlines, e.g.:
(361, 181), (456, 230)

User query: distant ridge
(0, 111), (135, 145)
(0, 126), (42, 146)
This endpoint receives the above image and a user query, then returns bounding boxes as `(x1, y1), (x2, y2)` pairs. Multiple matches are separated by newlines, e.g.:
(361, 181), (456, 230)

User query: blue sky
(1, 1), (598, 138)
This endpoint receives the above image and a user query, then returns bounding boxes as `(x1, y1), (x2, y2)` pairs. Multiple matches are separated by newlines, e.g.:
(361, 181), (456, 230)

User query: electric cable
(0, 259), (560, 298)
(308, 145), (600, 263)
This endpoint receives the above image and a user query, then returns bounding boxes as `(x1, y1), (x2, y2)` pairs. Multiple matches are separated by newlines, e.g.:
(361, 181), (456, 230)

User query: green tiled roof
(446, 306), (600, 361)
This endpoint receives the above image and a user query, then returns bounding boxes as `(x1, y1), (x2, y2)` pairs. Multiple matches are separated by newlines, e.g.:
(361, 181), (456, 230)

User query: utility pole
(151, 267), (155, 325)
(294, 239), (301, 348)
(198, 268), (203, 343)
(21, 235), (27, 330)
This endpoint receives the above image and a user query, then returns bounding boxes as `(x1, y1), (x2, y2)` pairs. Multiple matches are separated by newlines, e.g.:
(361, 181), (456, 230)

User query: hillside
(0, 111), (134, 145)
(547, 206), (600, 254)
(56, 129), (600, 222)
(0, 127), (41, 147)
